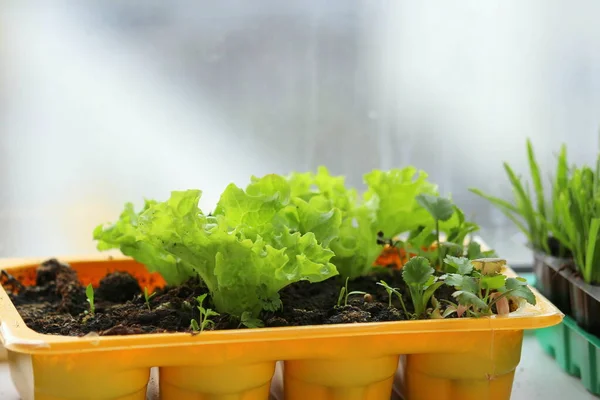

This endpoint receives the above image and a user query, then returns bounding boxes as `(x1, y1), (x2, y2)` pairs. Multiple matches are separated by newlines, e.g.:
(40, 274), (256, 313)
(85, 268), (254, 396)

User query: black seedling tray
(533, 251), (572, 315)
(536, 252), (600, 337)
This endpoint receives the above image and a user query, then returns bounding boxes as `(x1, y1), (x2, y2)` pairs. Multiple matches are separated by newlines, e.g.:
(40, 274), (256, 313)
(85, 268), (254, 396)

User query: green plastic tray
(526, 273), (600, 396)
(535, 316), (600, 396)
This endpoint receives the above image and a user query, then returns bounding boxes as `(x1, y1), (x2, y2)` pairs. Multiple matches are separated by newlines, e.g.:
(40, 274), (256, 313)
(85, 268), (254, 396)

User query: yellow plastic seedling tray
(0, 255), (562, 400)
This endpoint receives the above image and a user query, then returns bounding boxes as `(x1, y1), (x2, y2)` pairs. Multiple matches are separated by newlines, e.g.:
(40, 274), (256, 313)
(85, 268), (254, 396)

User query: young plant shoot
(337, 277), (367, 307)
(401, 257), (444, 318)
(190, 294), (219, 333)
(239, 311), (264, 329)
(144, 287), (156, 311)
(376, 280), (409, 316)
(470, 139), (569, 257)
(85, 283), (95, 316)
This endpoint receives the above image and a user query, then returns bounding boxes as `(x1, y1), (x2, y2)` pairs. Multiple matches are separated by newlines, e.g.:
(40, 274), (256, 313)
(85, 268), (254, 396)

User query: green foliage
(288, 166), (485, 279)
(401, 257), (444, 318)
(376, 279), (409, 316)
(415, 194), (455, 222)
(470, 139), (570, 256)
(472, 139), (600, 284)
(143, 287), (156, 311)
(239, 311), (264, 329)
(287, 167), (380, 280)
(550, 160), (600, 283)
(396, 204), (493, 270)
(85, 283), (95, 316)
(190, 294), (219, 332)
(416, 194), (455, 268)
(93, 201), (194, 285)
(441, 256), (536, 317)
(336, 277), (367, 307)
(363, 168), (439, 237)
(95, 174), (341, 318)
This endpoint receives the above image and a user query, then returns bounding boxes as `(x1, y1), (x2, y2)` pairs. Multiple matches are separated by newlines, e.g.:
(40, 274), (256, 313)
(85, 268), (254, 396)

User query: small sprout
(190, 294), (219, 333)
(239, 311), (264, 329)
(363, 293), (373, 303)
(336, 277), (366, 307)
(190, 319), (200, 331)
(85, 283), (95, 316)
(377, 280), (395, 308)
(377, 280), (409, 316)
(430, 296), (443, 319)
(144, 286), (156, 311)
(429, 295), (444, 319)
(181, 300), (193, 311)
(337, 283), (346, 307)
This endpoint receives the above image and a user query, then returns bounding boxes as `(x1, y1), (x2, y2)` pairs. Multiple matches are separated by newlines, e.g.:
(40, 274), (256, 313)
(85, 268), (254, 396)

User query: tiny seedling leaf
(190, 319), (200, 331)
(416, 194), (455, 222)
(480, 274), (506, 291)
(444, 273), (464, 288)
(509, 287), (537, 306)
(85, 283), (95, 315)
(240, 311), (264, 328)
(442, 306), (457, 318)
(444, 255), (474, 275)
(444, 274), (478, 293)
(505, 277), (528, 290)
(423, 281), (444, 307)
(402, 256), (434, 286)
(337, 286), (346, 307)
(259, 292), (283, 312)
(499, 277), (536, 305)
(452, 291), (488, 310)
(348, 291), (368, 296)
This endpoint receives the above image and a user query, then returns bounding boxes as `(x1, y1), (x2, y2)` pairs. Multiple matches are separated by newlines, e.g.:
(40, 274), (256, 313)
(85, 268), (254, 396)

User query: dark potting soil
(2, 259), (459, 337)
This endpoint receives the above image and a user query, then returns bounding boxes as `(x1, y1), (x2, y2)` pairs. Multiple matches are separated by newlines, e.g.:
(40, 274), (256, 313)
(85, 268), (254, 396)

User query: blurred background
(1, 1), (600, 265)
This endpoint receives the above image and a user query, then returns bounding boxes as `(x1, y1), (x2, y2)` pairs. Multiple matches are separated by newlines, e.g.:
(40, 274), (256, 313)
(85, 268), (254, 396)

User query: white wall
(2, 1), (599, 263)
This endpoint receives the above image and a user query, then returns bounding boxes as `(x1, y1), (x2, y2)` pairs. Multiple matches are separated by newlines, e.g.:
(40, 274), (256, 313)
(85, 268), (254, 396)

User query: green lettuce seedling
(287, 167), (445, 279)
(336, 277), (367, 307)
(401, 257), (444, 318)
(85, 283), (95, 316)
(190, 294), (219, 332)
(95, 174), (341, 318)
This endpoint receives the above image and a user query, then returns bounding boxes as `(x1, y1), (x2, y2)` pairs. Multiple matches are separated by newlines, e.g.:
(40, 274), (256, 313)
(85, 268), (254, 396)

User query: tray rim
(0, 253), (564, 355)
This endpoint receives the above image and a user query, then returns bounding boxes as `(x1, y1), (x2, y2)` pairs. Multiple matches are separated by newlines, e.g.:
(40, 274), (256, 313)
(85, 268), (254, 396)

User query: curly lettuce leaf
(363, 167), (439, 236)
(287, 166), (474, 279)
(288, 167), (379, 278)
(97, 176), (341, 318)
(93, 200), (195, 285)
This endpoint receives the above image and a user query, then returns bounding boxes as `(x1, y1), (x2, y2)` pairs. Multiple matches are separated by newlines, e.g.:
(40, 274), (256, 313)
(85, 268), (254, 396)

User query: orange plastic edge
(0, 254), (563, 400)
